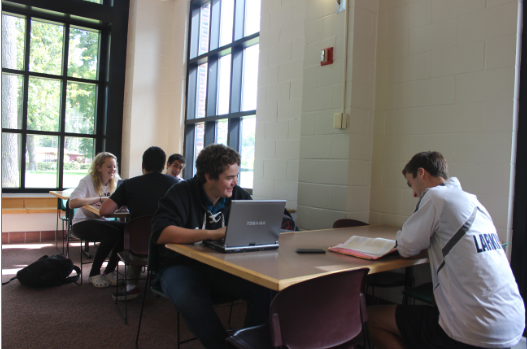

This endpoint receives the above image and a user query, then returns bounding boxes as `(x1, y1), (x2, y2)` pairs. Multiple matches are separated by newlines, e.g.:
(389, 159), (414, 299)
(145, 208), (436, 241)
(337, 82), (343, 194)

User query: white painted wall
(121, 0), (188, 179)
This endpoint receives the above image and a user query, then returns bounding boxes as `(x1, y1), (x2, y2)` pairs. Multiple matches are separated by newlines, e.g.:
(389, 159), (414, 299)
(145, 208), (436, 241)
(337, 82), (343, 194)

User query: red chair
(332, 219), (413, 304)
(226, 268), (370, 349)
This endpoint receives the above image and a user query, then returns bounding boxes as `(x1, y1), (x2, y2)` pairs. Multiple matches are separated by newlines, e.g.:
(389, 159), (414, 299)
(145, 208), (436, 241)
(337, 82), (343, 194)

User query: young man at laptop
(368, 151), (525, 349)
(99, 146), (178, 301)
(151, 144), (271, 349)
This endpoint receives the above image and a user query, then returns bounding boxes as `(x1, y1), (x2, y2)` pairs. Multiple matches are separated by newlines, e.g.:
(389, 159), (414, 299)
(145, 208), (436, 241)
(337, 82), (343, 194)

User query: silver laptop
(203, 200), (286, 253)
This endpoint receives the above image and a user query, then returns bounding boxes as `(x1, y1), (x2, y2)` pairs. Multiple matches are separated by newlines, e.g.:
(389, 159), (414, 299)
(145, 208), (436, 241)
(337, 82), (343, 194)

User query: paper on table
(337, 236), (396, 258)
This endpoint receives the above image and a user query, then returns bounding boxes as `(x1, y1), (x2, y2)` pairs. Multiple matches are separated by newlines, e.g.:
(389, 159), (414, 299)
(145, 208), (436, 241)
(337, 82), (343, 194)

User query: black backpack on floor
(2, 255), (81, 288)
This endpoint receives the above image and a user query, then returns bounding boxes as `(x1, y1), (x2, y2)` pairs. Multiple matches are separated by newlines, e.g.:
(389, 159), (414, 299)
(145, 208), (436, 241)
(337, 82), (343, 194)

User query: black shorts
(395, 305), (510, 349)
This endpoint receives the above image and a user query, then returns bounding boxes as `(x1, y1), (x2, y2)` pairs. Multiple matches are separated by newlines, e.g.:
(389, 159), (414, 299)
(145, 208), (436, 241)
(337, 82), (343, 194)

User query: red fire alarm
(321, 47), (333, 66)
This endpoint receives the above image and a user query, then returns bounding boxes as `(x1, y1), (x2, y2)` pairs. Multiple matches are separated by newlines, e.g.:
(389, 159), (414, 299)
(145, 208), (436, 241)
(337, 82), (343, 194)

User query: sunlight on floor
(2, 243), (53, 250)
(2, 267), (26, 276)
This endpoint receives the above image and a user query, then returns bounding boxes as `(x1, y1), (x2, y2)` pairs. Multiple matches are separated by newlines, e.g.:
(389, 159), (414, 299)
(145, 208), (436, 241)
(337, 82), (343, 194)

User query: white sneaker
(89, 274), (110, 288)
(104, 271), (123, 286)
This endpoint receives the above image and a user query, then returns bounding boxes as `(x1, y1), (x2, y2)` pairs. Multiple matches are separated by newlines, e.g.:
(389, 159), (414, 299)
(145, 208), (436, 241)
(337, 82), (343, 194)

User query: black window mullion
(185, 110), (255, 124)
(19, 16), (33, 189)
(2, 129), (97, 138)
(230, 46), (243, 113)
(58, 23), (70, 189)
(96, 28), (109, 154)
(184, 124), (196, 179)
(187, 65), (198, 119)
(204, 120), (216, 146)
(188, 32), (259, 65)
(189, 5), (200, 59)
(233, 0), (245, 42)
(227, 117), (241, 153)
(206, 55), (219, 117)
(209, 0), (221, 51)
(2, 68), (99, 84)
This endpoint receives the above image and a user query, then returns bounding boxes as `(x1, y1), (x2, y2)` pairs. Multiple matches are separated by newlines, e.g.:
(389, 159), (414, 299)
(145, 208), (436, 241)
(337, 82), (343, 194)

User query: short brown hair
(402, 151), (449, 180)
(196, 144), (241, 183)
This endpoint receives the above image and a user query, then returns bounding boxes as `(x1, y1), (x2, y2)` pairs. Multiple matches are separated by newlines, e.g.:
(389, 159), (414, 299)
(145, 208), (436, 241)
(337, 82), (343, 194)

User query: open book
(329, 235), (397, 260)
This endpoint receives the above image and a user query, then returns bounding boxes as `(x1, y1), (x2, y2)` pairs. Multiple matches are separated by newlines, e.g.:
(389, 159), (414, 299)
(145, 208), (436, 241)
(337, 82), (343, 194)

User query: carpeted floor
(1, 243), (247, 349)
(5, 243), (526, 349)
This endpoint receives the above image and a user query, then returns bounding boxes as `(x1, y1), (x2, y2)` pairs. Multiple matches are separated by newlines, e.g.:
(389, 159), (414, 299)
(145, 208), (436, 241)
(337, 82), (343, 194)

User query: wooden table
(50, 190), (130, 219)
(83, 204), (130, 219)
(49, 190), (73, 200)
(166, 225), (428, 291)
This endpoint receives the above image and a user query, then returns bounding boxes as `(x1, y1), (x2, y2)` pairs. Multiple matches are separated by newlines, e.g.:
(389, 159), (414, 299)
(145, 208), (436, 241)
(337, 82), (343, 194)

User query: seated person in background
(165, 153), (185, 182)
(368, 151), (525, 349)
(99, 146), (178, 301)
(69, 152), (125, 288)
(152, 144), (271, 349)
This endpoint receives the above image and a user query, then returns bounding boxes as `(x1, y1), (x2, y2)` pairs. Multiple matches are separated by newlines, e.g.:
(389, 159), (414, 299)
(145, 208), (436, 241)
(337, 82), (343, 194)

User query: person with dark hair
(401, 151), (449, 184)
(368, 151), (525, 349)
(151, 144), (271, 348)
(165, 153), (185, 182)
(143, 146), (167, 172)
(100, 146), (178, 300)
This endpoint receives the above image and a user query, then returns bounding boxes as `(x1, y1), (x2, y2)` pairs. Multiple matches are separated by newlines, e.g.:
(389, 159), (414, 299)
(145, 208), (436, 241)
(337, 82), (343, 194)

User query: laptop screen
(224, 200), (286, 247)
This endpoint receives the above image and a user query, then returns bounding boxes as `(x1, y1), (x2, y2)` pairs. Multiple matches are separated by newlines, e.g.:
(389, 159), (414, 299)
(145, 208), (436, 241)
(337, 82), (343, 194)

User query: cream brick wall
(252, 0), (306, 209)
(371, 0), (522, 244)
(296, 0), (379, 230)
(297, 0), (348, 230)
(121, 0), (187, 179)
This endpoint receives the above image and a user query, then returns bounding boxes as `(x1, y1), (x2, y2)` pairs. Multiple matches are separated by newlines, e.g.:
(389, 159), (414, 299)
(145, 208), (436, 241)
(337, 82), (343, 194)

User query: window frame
(1, 0), (129, 193)
(183, 0), (259, 192)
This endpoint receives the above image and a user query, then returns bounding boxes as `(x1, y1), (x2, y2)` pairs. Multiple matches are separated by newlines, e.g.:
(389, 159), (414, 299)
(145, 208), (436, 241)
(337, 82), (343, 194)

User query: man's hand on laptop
(208, 227), (226, 241)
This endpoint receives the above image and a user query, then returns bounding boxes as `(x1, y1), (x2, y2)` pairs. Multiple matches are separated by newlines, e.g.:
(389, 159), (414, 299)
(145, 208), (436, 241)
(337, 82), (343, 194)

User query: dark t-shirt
(110, 172), (178, 220)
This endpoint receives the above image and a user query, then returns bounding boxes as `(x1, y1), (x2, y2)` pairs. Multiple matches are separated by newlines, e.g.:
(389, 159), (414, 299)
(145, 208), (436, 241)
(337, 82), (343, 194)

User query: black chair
(402, 282), (434, 305)
(55, 198), (70, 254)
(333, 219), (414, 304)
(114, 215), (152, 324)
(64, 202), (76, 259)
(333, 218), (369, 229)
(136, 232), (238, 349)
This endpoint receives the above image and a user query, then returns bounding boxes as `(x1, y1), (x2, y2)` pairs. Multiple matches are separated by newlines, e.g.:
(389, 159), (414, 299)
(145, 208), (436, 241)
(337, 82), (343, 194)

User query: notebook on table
(203, 200), (287, 253)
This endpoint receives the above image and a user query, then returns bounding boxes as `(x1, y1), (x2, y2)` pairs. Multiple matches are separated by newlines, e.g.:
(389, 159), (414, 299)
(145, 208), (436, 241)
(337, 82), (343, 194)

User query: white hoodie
(397, 177), (525, 348)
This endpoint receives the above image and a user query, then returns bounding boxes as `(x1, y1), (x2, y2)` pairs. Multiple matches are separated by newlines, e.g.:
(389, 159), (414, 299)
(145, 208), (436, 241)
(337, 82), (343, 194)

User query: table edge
(169, 243), (282, 291)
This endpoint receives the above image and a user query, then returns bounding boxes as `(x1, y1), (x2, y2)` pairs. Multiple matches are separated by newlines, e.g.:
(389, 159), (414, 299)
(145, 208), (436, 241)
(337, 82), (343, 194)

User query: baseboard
(2, 231), (58, 244)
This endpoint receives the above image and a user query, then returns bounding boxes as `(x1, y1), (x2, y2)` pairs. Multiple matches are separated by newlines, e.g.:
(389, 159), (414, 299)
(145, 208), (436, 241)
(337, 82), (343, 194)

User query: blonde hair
(89, 152), (120, 196)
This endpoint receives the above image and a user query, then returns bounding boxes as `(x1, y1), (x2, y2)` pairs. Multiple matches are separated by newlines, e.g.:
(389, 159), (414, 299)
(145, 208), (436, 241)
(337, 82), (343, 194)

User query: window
(1, 0), (129, 193)
(184, 0), (261, 190)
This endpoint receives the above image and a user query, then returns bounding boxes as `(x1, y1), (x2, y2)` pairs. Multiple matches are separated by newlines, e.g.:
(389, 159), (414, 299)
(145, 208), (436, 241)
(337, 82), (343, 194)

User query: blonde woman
(69, 152), (125, 287)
